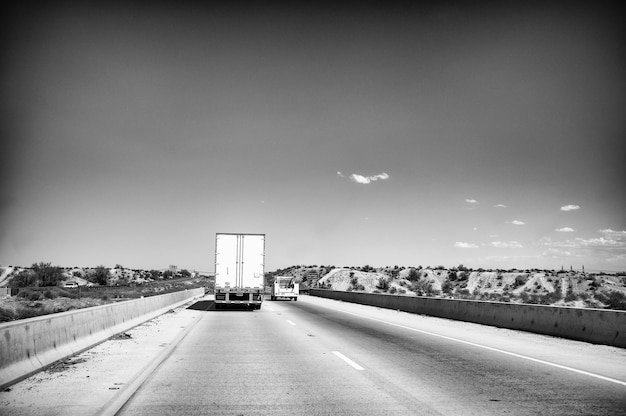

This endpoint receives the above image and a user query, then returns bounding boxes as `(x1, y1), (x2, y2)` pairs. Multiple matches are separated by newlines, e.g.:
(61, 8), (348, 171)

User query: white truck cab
(271, 276), (299, 301)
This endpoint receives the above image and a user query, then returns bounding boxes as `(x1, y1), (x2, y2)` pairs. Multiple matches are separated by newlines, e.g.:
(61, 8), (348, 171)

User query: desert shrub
(411, 280), (434, 296)
(407, 268), (420, 282)
(398, 288), (406, 294)
(44, 290), (55, 299)
(31, 262), (64, 287)
(0, 307), (16, 322)
(595, 291), (626, 310)
(88, 265), (110, 285)
(389, 286), (397, 294)
(513, 275), (527, 288)
(17, 289), (41, 301)
(376, 277), (390, 291)
(457, 289), (470, 297)
(564, 290), (577, 302)
(543, 290), (562, 304)
(10, 270), (37, 288)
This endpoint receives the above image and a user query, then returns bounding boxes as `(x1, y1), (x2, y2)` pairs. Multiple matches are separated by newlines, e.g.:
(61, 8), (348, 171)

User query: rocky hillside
(269, 265), (626, 310)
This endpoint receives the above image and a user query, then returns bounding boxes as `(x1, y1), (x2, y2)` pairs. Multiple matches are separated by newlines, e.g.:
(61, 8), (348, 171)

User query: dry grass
(0, 296), (110, 322)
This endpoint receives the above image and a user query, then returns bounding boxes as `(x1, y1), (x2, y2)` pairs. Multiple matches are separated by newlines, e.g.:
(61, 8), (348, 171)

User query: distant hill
(266, 265), (626, 310)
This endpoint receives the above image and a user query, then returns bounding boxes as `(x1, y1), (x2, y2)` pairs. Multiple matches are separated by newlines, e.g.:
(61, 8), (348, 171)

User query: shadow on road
(187, 300), (215, 311)
(186, 300), (258, 311)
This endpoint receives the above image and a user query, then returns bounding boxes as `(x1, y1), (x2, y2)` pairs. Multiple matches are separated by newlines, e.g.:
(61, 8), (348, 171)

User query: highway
(2, 295), (625, 415)
(116, 296), (626, 416)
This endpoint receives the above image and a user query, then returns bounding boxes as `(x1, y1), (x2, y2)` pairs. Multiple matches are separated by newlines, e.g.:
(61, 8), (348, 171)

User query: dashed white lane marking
(287, 320), (296, 326)
(322, 304), (626, 387)
(333, 351), (364, 371)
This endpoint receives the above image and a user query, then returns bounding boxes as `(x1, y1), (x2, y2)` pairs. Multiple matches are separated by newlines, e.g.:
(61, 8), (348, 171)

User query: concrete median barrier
(0, 288), (204, 390)
(309, 289), (626, 348)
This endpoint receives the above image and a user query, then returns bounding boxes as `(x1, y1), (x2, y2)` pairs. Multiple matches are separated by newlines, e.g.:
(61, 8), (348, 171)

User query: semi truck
(271, 276), (299, 301)
(214, 233), (265, 309)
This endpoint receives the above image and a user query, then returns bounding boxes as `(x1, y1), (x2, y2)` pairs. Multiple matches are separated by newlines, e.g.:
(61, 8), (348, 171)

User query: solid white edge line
(323, 304), (626, 387)
(333, 351), (364, 371)
(287, 320), (296, 326)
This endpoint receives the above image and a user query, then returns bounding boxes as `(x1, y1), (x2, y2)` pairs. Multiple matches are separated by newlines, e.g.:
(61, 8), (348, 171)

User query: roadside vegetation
(0, 263), (210, 322)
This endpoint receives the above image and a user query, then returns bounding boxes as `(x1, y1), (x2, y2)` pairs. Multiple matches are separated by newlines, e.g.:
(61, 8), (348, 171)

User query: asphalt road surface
(115, 296), (625, 416)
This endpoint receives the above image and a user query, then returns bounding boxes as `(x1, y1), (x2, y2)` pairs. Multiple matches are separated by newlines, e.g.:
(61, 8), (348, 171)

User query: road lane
(119, 296), (626, 415)
(282, 297), (626, 415)
(119, 303), (437, 416)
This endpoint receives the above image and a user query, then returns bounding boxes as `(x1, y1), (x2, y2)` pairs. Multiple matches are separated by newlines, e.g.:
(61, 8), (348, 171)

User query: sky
(2, 2), (625, 272)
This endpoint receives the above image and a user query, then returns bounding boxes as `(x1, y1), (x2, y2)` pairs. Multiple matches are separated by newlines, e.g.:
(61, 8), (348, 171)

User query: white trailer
(271, 276), (299, 301)
(214, 233), (265, 309)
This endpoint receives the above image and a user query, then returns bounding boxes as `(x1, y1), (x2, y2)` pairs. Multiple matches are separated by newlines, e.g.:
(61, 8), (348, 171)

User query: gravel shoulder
(0, 297), (208, 416)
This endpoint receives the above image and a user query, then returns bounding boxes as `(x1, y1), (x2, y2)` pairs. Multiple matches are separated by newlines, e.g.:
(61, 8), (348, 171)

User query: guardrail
(0, 288), (204, 390)
(309, 289), (626, 348)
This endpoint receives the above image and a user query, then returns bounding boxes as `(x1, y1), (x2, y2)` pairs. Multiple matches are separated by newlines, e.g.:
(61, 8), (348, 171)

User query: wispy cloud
(556, 227), (574, 232)
(341, 172), (390, 184)
(454, 242), (478, 249)
(490, 241), (523, 248)
(465, 199), (479, 210)
(600, 229), (626, 239)
(540, 229), (626, 264)
(493, 204), (507, 208)
(508, 220), (525, 225)
(561, 205), (580, 211)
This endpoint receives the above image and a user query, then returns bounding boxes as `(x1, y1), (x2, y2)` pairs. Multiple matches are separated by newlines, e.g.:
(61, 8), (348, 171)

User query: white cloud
(556, 227), (574, 232)
(540, 229), (626, 265)
(560, 205), (580, 211)
(454, 242), (478, 249)
(600, 229), (626, 239)
(337, 171), (344, 177)
(491, 241), (523, 248)
(508, 220), (525, 225)
(493, 204), (507, 208)
(348, 172), (390, 184)
(465, 199), (479, 210)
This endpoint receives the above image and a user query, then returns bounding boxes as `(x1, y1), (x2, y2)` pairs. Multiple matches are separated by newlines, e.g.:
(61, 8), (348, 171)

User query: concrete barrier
(309, 289), (626, 348)
(0, 288), (204, 390)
